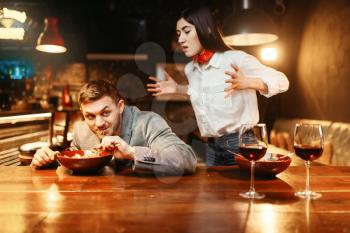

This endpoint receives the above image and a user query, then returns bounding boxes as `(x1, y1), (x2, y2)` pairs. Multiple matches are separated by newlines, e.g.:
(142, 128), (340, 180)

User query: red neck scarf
(193, 49), (214, 65)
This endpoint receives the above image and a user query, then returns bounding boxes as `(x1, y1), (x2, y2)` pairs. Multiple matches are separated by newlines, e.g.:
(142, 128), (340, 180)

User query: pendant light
(223, 0), (278, 46)
(36, 17), (67, 53)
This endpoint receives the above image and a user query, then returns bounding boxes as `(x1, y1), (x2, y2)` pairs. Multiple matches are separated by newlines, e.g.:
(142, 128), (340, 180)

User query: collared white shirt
(184, 50), (289, 137)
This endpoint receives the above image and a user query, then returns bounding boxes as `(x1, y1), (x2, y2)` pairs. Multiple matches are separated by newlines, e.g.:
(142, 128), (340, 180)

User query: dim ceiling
(0, 0), (280, 55)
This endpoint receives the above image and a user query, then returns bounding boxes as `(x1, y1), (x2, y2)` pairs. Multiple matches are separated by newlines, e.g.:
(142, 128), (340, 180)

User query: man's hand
(31, 146), (58, 169)
(97, 136), (135, 160)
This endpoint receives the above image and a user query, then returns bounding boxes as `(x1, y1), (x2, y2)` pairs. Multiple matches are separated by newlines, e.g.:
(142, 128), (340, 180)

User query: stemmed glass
(294, 123), (324, 199)
(239, 123), (268, 199)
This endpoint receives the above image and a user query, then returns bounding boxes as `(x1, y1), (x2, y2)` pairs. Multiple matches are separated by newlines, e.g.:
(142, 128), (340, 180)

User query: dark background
(1, 0), (349, 124)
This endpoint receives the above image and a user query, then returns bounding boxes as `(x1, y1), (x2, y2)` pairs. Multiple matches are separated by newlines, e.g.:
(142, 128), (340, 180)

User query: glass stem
(305, 160), (311, 194)
(249, 160), (256, 193)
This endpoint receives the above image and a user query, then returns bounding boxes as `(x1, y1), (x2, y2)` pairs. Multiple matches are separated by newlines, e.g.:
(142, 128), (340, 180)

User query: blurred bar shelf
(0, 112), (52, 124)
(0, 111), (52, 166)
(0, 108), (81, 166)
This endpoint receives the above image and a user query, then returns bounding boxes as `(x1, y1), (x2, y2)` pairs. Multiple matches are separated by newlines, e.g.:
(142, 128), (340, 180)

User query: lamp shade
(223, 8), (278, 46)
(36, 17), (67, 53)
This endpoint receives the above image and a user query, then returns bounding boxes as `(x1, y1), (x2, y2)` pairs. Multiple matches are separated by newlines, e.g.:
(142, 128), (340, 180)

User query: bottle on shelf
(61, 84), (72, 108)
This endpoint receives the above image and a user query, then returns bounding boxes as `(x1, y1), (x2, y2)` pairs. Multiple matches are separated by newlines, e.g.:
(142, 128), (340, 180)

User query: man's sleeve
(132, 113), (197, 176)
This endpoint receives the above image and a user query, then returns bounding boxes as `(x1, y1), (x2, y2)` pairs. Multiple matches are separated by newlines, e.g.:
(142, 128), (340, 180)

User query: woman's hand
(97, 136), (135, 160)
(224, 64), (268, 95)
(224, 64), (251, 95)
(147, 70), (178, 96)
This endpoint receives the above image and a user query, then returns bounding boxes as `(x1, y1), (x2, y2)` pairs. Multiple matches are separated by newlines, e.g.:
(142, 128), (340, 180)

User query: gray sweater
(71, 106), (197, 176)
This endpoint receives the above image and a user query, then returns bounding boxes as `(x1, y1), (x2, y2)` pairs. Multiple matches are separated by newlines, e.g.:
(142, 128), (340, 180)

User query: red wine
(294, 145), (323, 161)
(239, 145), (267, 161)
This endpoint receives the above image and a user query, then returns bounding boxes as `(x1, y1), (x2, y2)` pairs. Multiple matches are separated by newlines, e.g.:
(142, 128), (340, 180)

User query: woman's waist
(196, 117), (259, 137)
(207, 132), (239, 143)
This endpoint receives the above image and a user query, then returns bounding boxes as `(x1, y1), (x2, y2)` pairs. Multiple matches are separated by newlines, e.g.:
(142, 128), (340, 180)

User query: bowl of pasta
(57, 149), (113, 173)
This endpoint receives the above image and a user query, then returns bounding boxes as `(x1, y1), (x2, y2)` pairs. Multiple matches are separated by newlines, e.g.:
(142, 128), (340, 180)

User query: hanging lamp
(222, 0), (278, 46)
(36, 17), (67, 53)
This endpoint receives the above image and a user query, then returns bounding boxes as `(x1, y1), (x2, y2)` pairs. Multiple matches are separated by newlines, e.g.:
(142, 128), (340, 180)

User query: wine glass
(294, 123), (324, 199)
(239, 123), (268, 199)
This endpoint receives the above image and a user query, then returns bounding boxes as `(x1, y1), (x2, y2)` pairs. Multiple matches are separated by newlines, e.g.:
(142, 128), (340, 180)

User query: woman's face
(176, 17), (203, 57)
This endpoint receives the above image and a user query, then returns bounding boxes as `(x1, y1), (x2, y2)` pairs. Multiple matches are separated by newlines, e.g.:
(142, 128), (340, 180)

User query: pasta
(65, 149), (100, 159)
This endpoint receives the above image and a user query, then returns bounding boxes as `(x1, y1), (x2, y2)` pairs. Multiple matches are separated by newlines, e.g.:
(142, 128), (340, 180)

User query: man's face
(80, 96), (124, 140)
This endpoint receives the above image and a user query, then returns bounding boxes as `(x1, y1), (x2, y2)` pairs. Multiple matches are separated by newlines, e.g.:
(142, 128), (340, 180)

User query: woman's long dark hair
(179, 6), (231, 52)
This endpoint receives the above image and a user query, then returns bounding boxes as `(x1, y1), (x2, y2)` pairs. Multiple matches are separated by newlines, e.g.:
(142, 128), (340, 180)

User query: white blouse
(184, 50), (289, 137)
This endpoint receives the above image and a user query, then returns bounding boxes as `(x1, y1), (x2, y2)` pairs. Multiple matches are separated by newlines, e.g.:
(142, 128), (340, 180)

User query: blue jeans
(206, 133), (239, 166)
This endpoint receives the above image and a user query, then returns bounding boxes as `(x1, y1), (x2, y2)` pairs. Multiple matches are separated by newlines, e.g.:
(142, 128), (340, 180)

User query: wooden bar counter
(0, 163), (349, 233)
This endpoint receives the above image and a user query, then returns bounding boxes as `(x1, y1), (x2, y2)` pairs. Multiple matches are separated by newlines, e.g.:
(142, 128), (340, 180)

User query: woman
(147, 6), (289, 166)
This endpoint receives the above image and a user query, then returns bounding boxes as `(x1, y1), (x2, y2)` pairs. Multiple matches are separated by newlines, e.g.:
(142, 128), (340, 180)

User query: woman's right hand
(31, 146), (58, 169)
(147, 71), (178, 96)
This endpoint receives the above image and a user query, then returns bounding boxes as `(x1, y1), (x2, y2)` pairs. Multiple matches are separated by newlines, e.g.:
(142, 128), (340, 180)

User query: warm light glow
(0, 27), (24, 40)
(259, 204), (278, 233)
(47, 184), (60, 202)
(261, 47), (278, 61)
(36, 44), (67, 53)
(224, 33), (278, 46)
(3, 8), (27, 23)
(46, 184), (63, 211)
(0, 8), (27, 40)
(0, 18), (15, 28)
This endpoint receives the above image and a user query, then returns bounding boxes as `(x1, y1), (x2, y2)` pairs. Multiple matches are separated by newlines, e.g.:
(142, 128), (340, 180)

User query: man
(31, 79), (197, 175)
